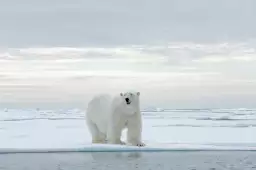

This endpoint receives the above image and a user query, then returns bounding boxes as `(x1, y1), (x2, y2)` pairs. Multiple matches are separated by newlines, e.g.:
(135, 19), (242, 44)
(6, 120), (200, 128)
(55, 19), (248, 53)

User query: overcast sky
(0, 0), (256, 109)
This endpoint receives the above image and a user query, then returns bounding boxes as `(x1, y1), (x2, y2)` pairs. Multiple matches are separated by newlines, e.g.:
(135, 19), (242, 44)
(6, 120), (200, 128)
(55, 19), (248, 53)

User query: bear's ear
(137, 92), (140, 96)
(120, 93), (123, 96)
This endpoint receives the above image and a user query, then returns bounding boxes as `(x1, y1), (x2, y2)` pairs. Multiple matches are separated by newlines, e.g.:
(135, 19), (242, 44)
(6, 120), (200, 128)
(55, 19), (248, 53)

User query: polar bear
(85, 91), (145, 147)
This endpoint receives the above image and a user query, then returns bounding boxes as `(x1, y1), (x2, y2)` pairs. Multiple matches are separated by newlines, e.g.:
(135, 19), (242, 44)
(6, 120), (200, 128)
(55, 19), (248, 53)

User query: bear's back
(88, 93), (112, 110)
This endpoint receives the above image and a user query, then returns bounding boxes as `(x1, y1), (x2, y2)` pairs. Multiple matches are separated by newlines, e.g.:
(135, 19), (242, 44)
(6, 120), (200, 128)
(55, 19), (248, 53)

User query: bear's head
(120, 91), (140, 115)
(120, 91), (140, 105)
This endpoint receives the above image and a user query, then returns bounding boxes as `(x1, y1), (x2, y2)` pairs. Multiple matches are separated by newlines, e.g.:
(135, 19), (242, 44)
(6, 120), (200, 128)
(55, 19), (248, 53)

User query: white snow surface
(1, 108), (256, 152)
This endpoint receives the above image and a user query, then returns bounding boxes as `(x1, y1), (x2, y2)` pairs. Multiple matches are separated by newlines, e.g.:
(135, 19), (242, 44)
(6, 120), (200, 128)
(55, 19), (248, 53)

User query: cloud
(193, 54), (256, 63)
(233, 55), (256, 61)
(193, 56), (229, 63)
(1, 41), (256, 108)
(2, 41), (255, 62)
(0, 42), (255, 82)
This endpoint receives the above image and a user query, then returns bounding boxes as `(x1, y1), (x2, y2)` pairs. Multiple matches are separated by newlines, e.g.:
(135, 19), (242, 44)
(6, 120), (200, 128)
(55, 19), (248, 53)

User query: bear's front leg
(107, 124), (126, 145)
(126, 117), (145, 147)
(126, 133), (145, 147)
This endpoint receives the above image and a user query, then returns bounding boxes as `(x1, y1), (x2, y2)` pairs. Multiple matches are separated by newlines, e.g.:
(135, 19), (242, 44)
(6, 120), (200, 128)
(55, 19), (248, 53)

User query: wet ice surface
(1, 151), (256, 170)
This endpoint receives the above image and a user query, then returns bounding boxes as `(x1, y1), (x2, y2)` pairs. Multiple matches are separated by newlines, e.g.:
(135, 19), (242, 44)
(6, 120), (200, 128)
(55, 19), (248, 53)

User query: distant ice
(0, 108), (256, 152)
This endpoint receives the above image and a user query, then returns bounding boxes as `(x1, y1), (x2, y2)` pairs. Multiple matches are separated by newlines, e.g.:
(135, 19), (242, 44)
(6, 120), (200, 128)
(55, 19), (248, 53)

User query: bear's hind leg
(86, 118), (106, 144)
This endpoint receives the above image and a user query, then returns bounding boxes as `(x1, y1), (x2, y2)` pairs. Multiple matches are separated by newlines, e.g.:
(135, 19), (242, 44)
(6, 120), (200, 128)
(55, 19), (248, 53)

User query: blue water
(1, 151), (256, 170)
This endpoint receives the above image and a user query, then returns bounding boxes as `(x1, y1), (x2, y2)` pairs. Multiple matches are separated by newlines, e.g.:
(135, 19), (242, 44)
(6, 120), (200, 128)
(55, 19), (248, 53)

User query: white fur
(85, 91), (145, 147)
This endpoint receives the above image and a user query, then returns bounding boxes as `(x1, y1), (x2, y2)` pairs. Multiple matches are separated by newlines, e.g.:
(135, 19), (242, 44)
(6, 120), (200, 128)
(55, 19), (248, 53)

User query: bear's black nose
(125, 98), (130, 103)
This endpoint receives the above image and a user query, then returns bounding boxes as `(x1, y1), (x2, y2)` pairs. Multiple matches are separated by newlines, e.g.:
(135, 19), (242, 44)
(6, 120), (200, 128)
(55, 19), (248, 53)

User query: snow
(1, 108), (256, 153)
